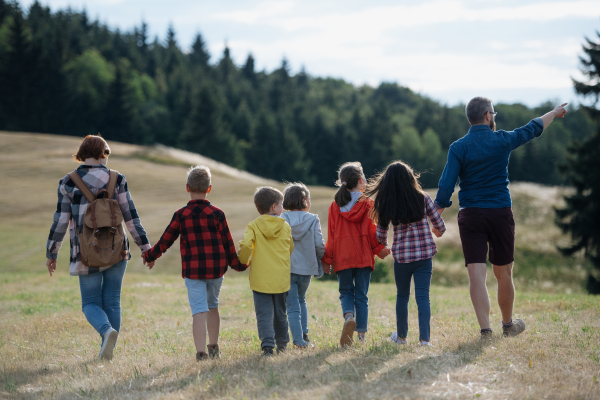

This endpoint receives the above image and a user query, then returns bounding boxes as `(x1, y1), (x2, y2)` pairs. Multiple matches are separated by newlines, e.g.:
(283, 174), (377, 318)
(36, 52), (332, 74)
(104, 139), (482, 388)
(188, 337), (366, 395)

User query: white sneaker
(99, 328), (118, 360)
(390, 331), (406, 344)
(420, 341), (432, 347)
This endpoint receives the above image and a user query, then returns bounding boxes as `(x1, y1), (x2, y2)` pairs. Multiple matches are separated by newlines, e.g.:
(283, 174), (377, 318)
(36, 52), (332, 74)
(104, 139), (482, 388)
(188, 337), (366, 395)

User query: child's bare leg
(207, 307), (220, 345)
(192, 312), (208, 353)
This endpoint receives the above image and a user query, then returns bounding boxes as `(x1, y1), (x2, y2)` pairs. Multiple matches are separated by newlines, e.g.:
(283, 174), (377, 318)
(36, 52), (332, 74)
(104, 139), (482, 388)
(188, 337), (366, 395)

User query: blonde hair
(187, 165), (211, 193)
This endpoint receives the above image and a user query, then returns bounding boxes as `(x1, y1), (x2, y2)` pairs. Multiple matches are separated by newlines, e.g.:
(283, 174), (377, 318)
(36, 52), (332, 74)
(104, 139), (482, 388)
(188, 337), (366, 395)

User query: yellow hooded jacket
(238, 215), (294, 294)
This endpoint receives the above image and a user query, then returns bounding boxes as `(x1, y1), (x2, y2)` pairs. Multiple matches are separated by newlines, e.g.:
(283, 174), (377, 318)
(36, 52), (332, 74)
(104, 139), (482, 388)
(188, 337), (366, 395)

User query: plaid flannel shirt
(46, 165), (151, 276)
(376, 193), (446, 264)
(143, 199), (246, 279)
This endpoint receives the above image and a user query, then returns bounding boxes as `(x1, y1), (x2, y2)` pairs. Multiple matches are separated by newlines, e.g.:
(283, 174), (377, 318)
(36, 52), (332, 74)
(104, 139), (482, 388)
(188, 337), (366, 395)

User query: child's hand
(141, 253), (155, 269)
(321, 261), (331, 275)
(378, 248), (391, 258)
(432, 228), (443, 238)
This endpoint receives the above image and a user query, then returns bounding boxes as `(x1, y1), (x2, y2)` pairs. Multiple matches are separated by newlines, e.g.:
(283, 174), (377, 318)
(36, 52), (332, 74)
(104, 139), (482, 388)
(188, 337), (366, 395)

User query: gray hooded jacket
(282, 211), (326, 277)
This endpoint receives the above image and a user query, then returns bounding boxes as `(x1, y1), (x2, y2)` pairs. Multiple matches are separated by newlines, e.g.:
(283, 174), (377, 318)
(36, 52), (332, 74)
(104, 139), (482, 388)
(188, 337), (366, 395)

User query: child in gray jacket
(282, 183), (326, 348)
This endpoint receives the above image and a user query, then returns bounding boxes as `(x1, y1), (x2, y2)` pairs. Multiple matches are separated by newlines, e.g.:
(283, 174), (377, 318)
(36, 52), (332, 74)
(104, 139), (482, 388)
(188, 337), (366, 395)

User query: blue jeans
(79, 260), (127, 338)
(286, 273), (312, 346)
(394, 258), (432, 342)
(337, 267), (371, 332)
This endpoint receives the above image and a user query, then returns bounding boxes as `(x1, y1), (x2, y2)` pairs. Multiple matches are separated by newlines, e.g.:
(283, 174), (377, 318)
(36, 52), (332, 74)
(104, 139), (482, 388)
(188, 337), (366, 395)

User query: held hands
(141, 252), (155, 269)
(46, 258), (57, 276)
(321, 261), (332, 275)
(432, 228), (443, 238)
(378, 247), (391, 259)
(553, 103), (568, 118)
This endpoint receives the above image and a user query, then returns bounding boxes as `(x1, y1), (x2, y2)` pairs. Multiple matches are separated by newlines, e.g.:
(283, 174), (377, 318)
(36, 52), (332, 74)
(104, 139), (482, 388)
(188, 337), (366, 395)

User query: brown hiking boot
(503, 319), (526, 337)
(340, 316), (356, 347)
(196, 351), (209, 361)
(207, 344), (221, 359)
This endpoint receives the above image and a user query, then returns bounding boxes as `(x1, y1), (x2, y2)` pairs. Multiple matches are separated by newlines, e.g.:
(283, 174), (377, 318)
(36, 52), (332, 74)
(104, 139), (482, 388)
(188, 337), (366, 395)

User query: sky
(19, 0), (600, 107)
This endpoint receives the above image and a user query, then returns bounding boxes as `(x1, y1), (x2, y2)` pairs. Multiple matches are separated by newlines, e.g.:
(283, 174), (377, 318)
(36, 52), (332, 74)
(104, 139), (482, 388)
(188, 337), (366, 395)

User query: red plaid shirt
(376, 193), (446, 264)
(144, 199), (246, 279)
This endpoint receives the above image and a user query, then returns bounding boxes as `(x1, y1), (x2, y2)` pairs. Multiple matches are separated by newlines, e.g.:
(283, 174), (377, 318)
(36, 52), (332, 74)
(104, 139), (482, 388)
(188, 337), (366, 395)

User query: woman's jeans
(79, 260), (127, 339)
(286, 273), (312, 346)
(394, 258), (433, 342)
(337, 267), (372, 332)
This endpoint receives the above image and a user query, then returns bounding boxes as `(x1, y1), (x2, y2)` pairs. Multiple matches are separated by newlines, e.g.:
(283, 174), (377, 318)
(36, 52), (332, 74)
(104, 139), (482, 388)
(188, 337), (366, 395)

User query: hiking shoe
(295, 342), (314, 349)
(196, 351), (209, 361)
(391, 331), (407, 344)
(99, 328), (118, 361)
(480, 329), (494, 343)
(340, 316), (356, 347)
(503, 319), (526, 337)
(303, 333), (311, 343)
(276, 346), (287, 354)
(207, 344), (221, 359)
(262, 347), (274, 357)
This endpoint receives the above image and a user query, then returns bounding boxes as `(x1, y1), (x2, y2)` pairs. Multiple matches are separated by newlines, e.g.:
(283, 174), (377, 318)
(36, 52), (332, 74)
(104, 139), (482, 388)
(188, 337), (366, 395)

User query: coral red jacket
(322, 198), (385, 273)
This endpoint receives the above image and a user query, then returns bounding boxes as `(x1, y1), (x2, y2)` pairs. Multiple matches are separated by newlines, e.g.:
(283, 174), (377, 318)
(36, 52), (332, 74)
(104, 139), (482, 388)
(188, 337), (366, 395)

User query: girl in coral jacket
(322, 162), (391, 347)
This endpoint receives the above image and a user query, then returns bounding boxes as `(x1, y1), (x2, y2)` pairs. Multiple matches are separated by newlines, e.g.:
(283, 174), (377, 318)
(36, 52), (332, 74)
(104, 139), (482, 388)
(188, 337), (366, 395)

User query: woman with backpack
(45, 134), (152, 361)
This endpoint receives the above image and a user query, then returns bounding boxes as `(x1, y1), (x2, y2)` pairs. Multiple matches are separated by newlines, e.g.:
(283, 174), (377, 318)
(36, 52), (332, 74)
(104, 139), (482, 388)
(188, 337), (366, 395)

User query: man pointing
(434, 97), (567, 339)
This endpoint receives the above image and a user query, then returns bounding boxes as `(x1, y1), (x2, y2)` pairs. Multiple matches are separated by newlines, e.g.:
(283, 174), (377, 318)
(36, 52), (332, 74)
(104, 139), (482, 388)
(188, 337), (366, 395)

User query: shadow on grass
(45, 337), (488, 399)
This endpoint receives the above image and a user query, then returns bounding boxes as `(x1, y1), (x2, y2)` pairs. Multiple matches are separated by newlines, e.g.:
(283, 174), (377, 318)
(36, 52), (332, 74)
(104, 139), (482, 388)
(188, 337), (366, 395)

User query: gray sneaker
(99, 328), (118, 360)
(503, 319), (526, 337)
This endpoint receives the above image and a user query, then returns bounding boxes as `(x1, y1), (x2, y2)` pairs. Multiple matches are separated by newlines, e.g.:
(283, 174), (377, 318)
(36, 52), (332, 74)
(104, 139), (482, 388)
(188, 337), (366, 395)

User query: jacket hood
(283, 211), (318, 240)
(255, 215), (287, 239)
(338, 198), (371, 223)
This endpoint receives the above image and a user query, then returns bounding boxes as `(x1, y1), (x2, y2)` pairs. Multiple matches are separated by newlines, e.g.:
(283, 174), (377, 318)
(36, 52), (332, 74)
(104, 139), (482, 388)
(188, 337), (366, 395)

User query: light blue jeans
(286, 273), (312, 346)
(78, 260), (127, 338)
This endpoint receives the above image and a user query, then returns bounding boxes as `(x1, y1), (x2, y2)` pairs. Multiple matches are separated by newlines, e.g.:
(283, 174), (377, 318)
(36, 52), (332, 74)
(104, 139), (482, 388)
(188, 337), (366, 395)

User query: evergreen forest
(0, 1), (596, 187)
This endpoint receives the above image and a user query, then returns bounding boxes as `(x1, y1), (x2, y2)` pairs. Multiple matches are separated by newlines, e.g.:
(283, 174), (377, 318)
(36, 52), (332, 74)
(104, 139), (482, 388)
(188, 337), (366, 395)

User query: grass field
(1, 132), (599, 399)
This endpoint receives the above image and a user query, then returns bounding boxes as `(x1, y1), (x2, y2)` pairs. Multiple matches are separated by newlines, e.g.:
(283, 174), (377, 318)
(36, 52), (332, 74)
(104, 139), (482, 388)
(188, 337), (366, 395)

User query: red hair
(73, 134), (111, 162)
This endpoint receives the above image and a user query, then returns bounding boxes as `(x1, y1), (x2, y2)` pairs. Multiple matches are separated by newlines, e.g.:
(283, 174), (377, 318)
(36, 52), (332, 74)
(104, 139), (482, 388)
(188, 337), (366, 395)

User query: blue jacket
(435, 118), (544, 209)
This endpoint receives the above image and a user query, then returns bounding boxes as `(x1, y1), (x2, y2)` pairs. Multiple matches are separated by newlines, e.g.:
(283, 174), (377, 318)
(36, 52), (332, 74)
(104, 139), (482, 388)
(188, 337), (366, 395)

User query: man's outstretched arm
(539, 103), (568, 128)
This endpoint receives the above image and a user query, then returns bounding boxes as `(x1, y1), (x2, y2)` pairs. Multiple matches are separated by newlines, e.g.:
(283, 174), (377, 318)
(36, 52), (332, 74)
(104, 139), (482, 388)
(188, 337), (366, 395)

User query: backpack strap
(68, 171), (95, 204)
(106, 170), (119, 199)
(106, 170), (119, 230)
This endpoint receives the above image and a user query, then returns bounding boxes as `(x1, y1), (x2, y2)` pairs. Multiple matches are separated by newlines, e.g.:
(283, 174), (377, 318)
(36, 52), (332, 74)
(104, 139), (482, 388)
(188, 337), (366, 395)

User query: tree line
(0, 1), (596, 188)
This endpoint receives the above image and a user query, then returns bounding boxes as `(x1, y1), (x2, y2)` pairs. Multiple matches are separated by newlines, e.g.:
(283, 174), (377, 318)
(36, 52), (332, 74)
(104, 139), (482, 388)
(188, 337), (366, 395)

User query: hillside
(0, 131), (589, 291)
(1, 132), (599, 399)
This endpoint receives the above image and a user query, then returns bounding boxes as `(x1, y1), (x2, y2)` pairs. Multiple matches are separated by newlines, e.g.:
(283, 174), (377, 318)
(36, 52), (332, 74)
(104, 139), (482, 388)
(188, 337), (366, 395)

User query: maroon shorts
(457, 207), (515, 266)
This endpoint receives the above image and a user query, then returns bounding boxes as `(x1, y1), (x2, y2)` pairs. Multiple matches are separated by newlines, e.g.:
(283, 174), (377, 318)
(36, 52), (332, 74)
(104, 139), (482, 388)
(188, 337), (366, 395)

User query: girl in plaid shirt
(367, 161), (446, 347)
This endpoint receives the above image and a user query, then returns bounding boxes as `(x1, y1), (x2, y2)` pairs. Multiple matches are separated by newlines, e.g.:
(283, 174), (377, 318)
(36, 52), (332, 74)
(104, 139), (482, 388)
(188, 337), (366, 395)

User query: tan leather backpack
(68, 169), (127, 267)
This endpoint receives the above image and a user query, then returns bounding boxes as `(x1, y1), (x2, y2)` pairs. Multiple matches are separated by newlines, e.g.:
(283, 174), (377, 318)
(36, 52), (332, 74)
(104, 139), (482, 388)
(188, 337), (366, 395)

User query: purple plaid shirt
(376, 193), (446, 264)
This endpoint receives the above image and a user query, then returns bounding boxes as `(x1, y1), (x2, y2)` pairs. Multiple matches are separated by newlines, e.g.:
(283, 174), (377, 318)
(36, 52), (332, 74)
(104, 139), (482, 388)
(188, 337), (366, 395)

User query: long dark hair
(365, 161), (425, 226)
(334, 162), (364, 207)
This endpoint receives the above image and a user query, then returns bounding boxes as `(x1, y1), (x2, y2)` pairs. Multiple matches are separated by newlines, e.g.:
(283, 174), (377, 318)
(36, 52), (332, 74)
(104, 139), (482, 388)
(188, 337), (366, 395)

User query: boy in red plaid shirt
(143, 166), (246, 361)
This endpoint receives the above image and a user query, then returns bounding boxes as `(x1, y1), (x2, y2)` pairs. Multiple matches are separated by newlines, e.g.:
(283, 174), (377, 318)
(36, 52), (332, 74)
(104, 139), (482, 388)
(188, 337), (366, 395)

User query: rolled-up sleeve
(46, 178), (71, 259)
(435, 147), (461, 209)
(508, 118), (544, 150)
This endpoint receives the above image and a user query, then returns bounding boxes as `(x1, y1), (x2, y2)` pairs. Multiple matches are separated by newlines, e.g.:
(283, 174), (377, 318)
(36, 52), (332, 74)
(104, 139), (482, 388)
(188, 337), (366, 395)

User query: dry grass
(1, 131), (599, 399)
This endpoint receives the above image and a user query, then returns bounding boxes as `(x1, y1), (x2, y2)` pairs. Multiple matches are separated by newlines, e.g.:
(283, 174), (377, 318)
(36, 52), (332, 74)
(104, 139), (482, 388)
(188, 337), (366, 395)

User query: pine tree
(190, 33), (210, 69)
(556, 31), (600, 293)
(102, 62), (134, 141)
(573, 31), (600, 120)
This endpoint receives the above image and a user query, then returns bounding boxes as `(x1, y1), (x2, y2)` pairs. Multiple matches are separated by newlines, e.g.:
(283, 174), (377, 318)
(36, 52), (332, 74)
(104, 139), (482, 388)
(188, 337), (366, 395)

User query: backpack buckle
(109, 227), (117, 235)
(94, 229), (101, 236)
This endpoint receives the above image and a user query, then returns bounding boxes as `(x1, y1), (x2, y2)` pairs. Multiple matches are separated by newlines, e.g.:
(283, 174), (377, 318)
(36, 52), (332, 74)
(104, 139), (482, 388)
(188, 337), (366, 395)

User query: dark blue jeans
(337, 267), (371, 332)
(394, 258), (432, 342)
(79, 260), (127, 338)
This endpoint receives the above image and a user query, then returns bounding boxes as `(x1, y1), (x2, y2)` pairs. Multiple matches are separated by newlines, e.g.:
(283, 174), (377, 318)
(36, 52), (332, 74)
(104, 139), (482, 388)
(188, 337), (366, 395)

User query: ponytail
(334, 162), (364, 207)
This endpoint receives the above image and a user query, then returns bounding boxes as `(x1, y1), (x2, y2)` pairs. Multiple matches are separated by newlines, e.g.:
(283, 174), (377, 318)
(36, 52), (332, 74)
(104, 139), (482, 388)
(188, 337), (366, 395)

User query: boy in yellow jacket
(238, 186), (294, 356)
